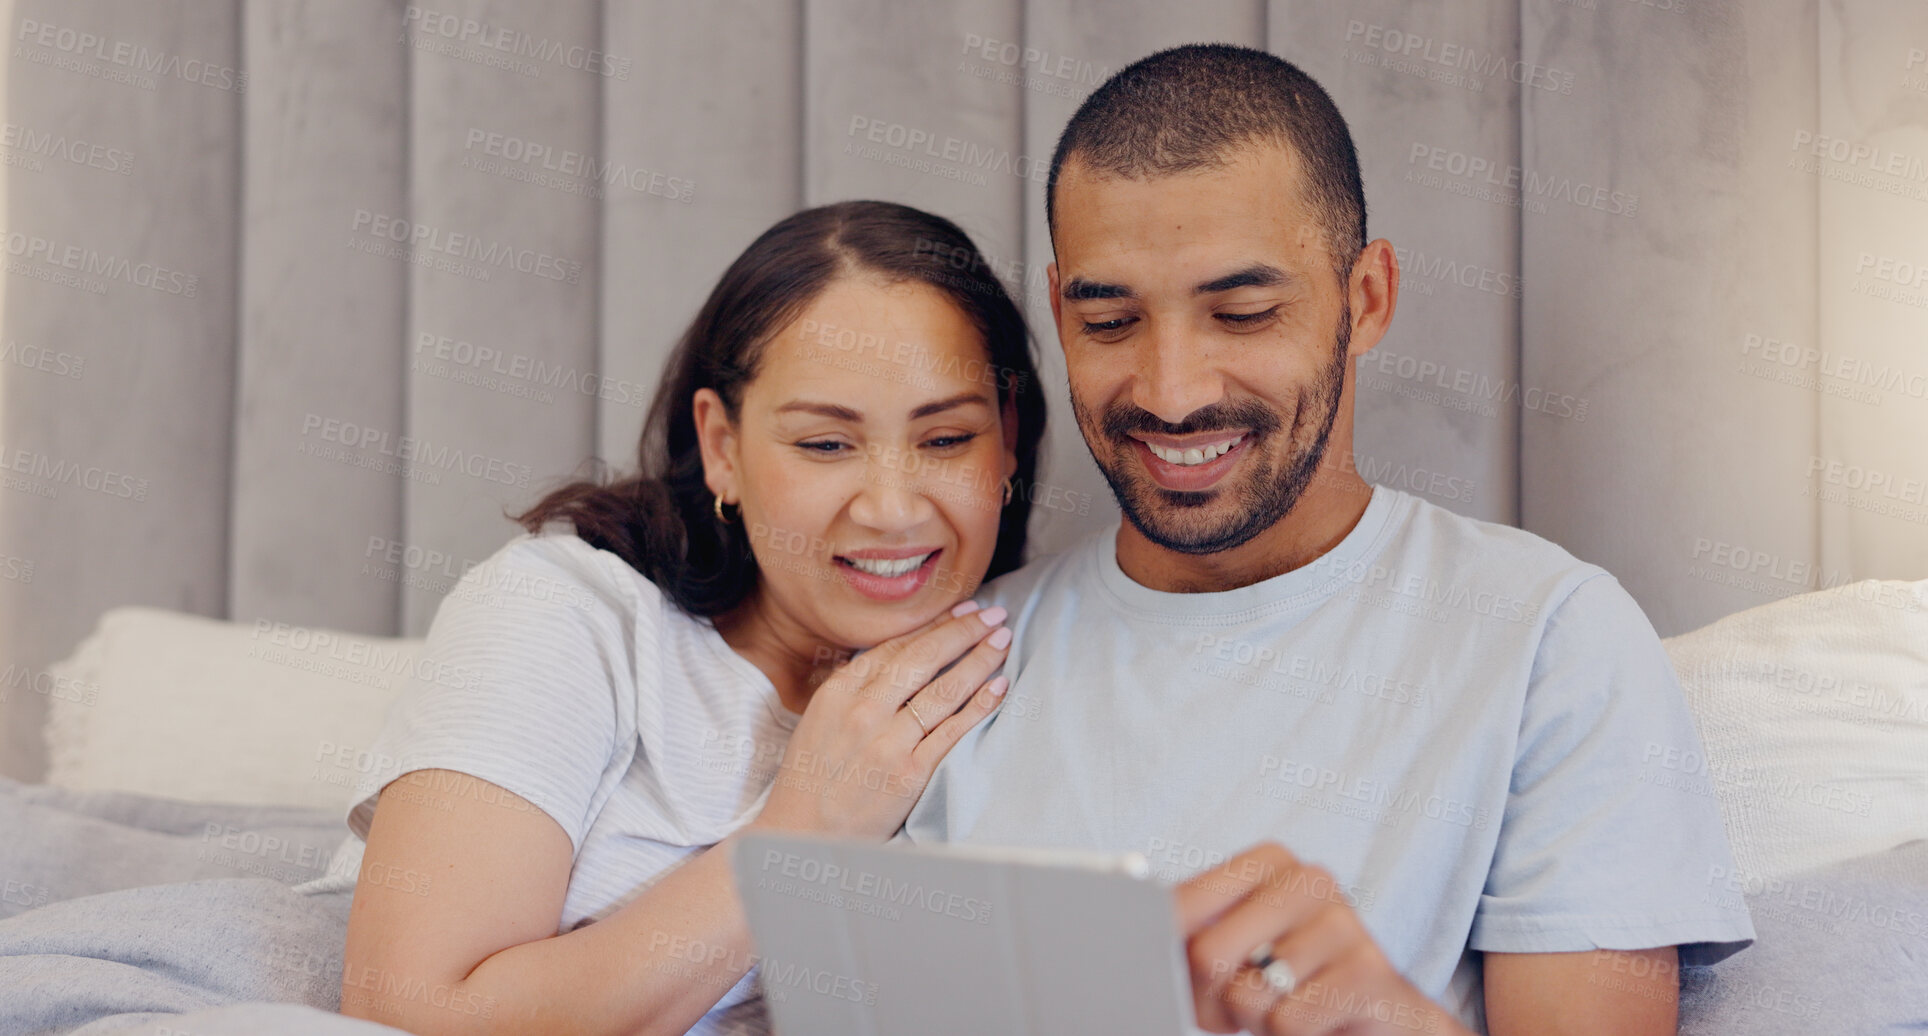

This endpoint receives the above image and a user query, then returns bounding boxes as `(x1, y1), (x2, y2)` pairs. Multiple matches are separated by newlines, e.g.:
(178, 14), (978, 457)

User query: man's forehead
(1052, 144), (1327, 283)
(1055, 138), (1307, 208)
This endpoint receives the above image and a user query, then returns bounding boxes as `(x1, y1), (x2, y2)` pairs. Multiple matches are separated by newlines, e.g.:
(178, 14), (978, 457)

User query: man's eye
(1081, 317), (1135, 336)
(1217, 307), (1279, 326)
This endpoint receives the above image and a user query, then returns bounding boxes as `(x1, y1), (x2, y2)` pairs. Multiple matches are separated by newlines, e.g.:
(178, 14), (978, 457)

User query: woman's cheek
(955, 461), (1008, 546)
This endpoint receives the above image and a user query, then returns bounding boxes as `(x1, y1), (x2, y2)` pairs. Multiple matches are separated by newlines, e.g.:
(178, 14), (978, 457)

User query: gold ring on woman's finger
(904, 701), (931, 734)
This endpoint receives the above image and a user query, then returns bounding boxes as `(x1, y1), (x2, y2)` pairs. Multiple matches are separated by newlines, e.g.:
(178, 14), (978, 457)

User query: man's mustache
(1099, 399), (1284, 442)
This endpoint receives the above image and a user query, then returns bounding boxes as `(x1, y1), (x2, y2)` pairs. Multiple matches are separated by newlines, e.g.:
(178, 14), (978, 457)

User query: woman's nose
(846, 463), (939, 532)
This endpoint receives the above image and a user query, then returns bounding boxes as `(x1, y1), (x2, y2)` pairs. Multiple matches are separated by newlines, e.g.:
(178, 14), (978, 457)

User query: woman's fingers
(910, 674), (1009, 770)
(842, 603), (1007, 711)
(895, 623), (1012, 744)
(755, 598), (1009, 840)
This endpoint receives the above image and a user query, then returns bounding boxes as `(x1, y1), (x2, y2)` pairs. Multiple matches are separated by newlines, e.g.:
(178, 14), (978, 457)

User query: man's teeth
(1146, 435), (1244, 466)
(844, 553), (932, 578)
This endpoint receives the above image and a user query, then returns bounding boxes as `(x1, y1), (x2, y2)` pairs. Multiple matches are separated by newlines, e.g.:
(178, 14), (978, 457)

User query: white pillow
(44, 607), (420, 810)
(1664, 579), (1928, 882)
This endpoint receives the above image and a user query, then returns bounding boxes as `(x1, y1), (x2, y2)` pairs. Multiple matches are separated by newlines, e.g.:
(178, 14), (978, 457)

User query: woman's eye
(924, 433), (978, 450)
(1217, 307), (1279, 326)
(795, 440), (847, 454)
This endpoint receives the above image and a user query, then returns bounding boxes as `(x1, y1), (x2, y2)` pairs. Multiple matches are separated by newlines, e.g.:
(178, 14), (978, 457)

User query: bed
(7, 580), (1926, 1034)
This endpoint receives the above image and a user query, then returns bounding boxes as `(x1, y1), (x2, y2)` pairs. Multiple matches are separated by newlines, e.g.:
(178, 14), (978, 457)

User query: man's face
(1049, 141), (1357, 555)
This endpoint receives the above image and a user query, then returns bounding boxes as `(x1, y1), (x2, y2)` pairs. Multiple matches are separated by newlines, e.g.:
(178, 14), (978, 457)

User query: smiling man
(902, 44), (1753, 1036)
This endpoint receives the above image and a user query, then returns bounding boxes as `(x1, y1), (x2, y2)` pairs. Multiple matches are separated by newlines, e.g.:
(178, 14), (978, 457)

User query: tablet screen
(734, 831), (1196, 1035)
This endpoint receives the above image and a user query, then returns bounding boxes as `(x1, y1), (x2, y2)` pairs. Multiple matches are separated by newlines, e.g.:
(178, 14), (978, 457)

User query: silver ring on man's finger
(904, 701), (931, 734)
(1245, 942), (1298, 996)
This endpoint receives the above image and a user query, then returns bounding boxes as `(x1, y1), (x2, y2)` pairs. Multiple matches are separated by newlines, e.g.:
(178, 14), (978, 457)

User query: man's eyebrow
(1194, 264), (1288, 295)
(1060, 264), (1290, 301)
(909, 391), (994, 420)
(1061, 277), (1136, 302)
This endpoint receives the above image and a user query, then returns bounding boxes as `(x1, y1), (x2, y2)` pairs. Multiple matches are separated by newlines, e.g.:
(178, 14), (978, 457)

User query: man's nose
(1131, 325), (1224, 425)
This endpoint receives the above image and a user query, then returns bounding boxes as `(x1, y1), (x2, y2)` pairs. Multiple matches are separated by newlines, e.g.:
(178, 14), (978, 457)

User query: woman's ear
(691, 388), (739, 502)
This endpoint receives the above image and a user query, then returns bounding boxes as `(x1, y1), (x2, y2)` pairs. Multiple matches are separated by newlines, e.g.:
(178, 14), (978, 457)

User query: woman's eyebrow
(909, 391), (994, 420)
(775, 400), (863, 421)
(773, 392), (990, 422)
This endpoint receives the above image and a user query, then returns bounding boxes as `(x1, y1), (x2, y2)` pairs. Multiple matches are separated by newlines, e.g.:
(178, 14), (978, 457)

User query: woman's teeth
(1146, 434), (1244, 466)
(843, 553), (932, 578)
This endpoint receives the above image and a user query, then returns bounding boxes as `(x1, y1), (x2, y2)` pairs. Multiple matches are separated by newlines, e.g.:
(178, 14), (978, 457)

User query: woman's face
(695, 276), (1019, 652)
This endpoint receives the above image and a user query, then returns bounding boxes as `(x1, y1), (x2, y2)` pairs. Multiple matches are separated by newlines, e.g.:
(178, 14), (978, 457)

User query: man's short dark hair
(1046, 43), (1367, 284)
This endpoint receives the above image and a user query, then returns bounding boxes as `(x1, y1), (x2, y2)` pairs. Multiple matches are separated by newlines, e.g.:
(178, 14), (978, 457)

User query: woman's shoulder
(452, 521), (671, 625)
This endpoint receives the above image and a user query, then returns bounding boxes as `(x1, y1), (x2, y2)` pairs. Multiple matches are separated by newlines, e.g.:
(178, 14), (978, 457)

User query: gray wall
(3, 0), (1925, 779)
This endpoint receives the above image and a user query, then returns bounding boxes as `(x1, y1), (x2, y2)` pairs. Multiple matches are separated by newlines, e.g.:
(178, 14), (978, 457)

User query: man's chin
(1115, 490), (1278, 556)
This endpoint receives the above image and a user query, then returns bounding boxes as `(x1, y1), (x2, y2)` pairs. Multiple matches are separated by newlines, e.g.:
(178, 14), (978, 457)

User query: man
(902, 43), (1753, 1036)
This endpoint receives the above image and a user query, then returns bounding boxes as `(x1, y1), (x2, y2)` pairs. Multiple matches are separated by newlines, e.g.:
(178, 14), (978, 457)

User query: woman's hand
(749, 600), (1011, 839)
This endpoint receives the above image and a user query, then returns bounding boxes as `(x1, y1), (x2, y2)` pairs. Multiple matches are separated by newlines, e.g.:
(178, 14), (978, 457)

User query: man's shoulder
(974, 524), (1112, 615)
(1386, 490), (1609, 604)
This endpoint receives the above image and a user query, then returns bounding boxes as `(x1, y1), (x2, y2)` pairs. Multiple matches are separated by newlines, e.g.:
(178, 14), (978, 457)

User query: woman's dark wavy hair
(510, 200), (1047, 619)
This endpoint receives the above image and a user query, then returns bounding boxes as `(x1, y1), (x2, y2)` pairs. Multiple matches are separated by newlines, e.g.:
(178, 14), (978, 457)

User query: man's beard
(1072, 305), (1351, 556)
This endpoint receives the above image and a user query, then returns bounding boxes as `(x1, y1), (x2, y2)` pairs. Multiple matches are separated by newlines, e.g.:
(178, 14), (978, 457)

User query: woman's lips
(834, 548), (943, 601)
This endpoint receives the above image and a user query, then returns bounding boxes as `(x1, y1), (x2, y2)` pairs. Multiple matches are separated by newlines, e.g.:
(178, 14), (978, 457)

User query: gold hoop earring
(712, 494), (736, 524)
(1001, 478), (1014, 506)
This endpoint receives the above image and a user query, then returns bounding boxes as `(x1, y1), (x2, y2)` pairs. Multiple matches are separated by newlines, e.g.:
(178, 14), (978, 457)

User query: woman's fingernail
(951, 599), (982, 617)
(987, 627), (1013, 649)
(978, 605), (1008, 627)
(986, 675), (1009, 698)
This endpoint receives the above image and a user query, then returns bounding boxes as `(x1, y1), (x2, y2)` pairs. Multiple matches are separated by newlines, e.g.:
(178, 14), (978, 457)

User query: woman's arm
(341, 603), (1012, 1035)
(342, 769), (764, 1036)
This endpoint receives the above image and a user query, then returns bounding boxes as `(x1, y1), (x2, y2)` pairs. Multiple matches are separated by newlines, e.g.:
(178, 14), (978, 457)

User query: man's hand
(1175, 842), (1474, 1036)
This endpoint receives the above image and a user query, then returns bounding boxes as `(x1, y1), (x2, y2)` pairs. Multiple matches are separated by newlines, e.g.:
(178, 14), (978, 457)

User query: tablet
(732, 830), (1196, 1035)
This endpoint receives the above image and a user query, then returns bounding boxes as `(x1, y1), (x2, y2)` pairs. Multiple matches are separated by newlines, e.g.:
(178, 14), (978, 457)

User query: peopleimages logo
(0, 229), (199, 297)
(0, 121), (135, 175)
(1345, 20), (1575, 93)
(401, 5), (630, 79)
(1740, 333), (1928, 403)
(347, 210), (583, 284)
(1807, 456), (1925, 503)
(462, 128), (694, 203)
(413, 331), (650, 408)
(0, 443), (149, 500)
(1791, 130), (1928, 182)
(846, 116), (1047, 183)
(1389, 245), (1523, 300)
(299, 413), (535, 489)
(14, 18), (247, 92)
(1855, 251), (1928, 290)
(1405, 143), (1638, 217)
(755, 849), (994, 925)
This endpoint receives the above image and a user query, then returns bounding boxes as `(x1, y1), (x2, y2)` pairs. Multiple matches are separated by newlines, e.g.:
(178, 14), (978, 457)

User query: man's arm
(1177, 844), (1686, 1035)
(1176, 842), (1472, 1036)
(1484, 948), (1678, 1036)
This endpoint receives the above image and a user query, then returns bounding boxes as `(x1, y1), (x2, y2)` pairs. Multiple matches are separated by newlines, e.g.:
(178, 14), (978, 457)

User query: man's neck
(1113, 471), (1375, 593)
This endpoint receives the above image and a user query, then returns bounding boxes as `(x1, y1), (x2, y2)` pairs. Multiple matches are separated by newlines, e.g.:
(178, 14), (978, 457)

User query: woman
(337, 200), (1047, 1035)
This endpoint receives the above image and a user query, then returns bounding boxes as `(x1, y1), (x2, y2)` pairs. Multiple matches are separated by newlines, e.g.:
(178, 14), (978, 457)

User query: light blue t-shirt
(903, 485), (1755, 1033)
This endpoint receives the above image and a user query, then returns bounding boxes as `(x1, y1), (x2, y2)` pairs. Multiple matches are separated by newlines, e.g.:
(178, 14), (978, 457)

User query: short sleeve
(1470, 573), (1757, 967)
(343, 533), (640, 855)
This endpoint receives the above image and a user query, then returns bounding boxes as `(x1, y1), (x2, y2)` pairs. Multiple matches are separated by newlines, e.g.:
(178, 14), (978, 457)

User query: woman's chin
(834, 598), (960, 652)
